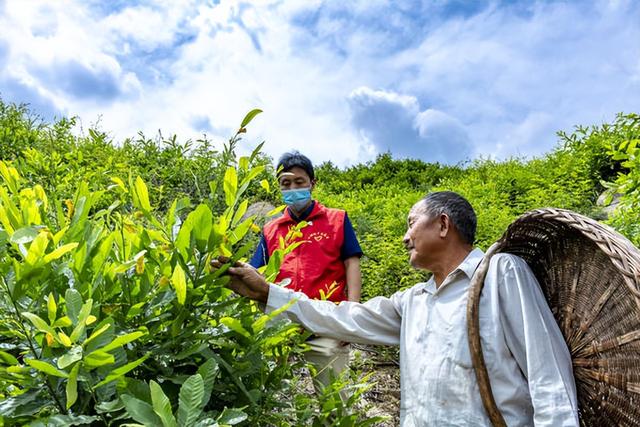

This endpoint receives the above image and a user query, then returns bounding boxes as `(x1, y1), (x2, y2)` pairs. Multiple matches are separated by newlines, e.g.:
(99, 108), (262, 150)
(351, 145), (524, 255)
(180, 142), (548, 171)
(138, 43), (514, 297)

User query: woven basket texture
(469, 208), (640, 427)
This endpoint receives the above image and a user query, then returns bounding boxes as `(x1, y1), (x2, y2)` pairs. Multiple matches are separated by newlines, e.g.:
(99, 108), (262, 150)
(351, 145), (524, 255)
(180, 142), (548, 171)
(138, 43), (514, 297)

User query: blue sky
(1, 0), (639, 165)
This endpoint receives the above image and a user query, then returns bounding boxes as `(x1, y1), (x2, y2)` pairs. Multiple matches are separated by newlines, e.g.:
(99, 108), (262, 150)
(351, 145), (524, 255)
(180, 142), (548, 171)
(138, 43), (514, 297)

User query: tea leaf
(121, 394), (163, 426)
(135, 177), (152, 212)
(177, 374), (205, 427)
(94, 353), (150, 388)
(43, 242), (79, 263)
(47, 293), (57, 324)
(223, 167), (238, 207)
(58, 345), (83, 369)
(21, 312), (56, 336)
(217, 408), (248, 425)
(240, 108), (262, 128)
(171, 264), (187, 305)
(84, 351), (115, 368)
(10, 226), (40, 244)
(66, 363), (80, 409)
(100, 331), (146, 353)
(150, 380), (178, 427)
(25, 358), (69, 378)
(65, 289), (83, 324)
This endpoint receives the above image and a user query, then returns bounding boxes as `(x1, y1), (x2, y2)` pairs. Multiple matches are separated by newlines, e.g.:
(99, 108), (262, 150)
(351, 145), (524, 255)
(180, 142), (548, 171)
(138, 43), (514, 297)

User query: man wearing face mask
(249, 151), (363, 395)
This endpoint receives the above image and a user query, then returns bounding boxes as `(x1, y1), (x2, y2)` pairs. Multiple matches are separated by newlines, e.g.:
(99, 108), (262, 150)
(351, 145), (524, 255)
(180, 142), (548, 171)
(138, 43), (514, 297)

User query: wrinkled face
(278, 166), (314, 191)
(403, 201), (443, 270)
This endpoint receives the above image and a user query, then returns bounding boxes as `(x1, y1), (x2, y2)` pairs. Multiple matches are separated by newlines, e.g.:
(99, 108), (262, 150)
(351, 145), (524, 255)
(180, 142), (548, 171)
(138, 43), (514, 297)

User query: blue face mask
(282, 187), (312, 211)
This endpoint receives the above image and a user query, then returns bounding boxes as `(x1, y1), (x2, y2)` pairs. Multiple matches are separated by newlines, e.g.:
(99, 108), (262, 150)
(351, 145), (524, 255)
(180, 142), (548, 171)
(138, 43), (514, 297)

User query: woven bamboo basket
(467, 208), (640, 427)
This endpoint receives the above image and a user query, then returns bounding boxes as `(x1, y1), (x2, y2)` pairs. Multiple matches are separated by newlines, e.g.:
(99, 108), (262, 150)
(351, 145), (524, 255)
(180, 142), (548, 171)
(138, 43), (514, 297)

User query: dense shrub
(0, 103), (379, 426)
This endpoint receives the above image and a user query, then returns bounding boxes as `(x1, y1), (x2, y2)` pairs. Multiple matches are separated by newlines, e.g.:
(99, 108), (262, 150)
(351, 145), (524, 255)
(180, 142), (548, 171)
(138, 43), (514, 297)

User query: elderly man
(217, 191), (579, 426)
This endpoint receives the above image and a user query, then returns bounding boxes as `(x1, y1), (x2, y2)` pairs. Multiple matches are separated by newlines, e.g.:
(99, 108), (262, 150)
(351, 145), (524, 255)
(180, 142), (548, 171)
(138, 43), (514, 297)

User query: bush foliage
(0, 100), (380, 426)
(1, 97), (639, 425)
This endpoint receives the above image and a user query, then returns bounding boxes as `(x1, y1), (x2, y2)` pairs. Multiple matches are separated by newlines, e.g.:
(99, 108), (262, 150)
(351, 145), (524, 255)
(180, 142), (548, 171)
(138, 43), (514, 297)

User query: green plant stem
(89, 386), (109, 426)
(0, 276), (67, 413)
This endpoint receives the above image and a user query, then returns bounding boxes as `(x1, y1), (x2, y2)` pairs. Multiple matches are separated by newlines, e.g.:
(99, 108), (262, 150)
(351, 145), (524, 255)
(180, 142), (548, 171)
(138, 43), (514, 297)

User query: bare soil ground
(294, 344), (401, 425)
(352, 344), (401, 426)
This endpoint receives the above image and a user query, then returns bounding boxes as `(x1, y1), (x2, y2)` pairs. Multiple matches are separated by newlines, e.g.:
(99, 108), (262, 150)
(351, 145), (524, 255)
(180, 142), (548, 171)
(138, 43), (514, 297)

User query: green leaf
(65, 288), (83, 324)
(121, 394), (163, 426)
(171, 264), (187, 305)
(228, 217), (253, 245)
(223, 167), (238, 208)
(240, 108), (262, 128)
(166, 198), (178, 238)
(231, 200), (248, 227)
(70, 299), (93, 342)
(47, 292), (57, 324)
(135, 176), (152, 212)
(66, 363), (80, 409)
(219, 317), (250, 338)
(0, 350), (18, 365)
(0, 389), (44, 417)
(191, 204), (213, 253)
(94, 353), (150, 389)
(21, 312), (56, 336)
(31, 415), (101, 426)
(217, 408), (248, 425)
(58, 345), (83, 369)
(249, 141), (265, 162)
(83, 323), (111, 348)
(83, 350), (115, 368)
(10, 226), (41, 244)
(238, 165), (265, 196)
(100, 330), (146, 353)
(25, 358), (69, 378)
(25, 231), (49, 265)
(238, 156), (249, 171)
(53, 316), (73, 328)
(150, 380), (178, 427)
(110, 176), (127, 192)
(43, 242), (79, 263)
(260, 179), (270, 192)
(0, 161), (19, 193)
(197, 359), (219, 408)
(177, 374), (205, 427)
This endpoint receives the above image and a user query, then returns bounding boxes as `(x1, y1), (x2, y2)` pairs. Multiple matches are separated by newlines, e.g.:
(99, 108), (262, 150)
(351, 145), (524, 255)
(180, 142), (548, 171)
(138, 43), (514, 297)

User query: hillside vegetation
(0, 97), (638, 425)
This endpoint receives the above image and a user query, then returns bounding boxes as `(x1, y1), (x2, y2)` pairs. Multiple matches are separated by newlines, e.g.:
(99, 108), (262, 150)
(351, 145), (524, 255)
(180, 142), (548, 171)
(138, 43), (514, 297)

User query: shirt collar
(423, 248), (485, 294)
(286, 200), (316, 222)
(457, 248), (485, 279)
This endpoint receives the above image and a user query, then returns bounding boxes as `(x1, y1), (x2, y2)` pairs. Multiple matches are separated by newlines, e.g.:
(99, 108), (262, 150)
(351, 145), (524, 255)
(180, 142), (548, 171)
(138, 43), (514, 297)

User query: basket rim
(501, 208), (640, 299)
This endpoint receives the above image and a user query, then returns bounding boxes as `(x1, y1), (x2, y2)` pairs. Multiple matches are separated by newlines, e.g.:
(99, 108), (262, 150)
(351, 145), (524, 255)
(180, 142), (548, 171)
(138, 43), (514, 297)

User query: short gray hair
(420, 191), (476, 245)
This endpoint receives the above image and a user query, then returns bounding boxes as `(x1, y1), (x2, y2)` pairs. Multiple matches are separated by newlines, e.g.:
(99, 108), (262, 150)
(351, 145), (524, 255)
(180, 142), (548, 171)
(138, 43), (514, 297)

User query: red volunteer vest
(263, 202), (347, 302)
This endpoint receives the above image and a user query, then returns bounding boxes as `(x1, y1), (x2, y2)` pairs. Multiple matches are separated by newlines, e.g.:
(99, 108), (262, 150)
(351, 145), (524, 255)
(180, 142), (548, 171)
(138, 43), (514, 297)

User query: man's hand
(211, 257), (270, 303)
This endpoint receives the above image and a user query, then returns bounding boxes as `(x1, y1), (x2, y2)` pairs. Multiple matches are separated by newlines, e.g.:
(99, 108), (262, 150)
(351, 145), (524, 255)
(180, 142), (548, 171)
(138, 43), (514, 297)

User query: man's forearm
(344, 256), (362, 302)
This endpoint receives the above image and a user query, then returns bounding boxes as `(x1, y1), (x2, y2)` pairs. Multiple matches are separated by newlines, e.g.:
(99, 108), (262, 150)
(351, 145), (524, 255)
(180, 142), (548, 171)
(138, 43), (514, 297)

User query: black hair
(421, 191), (477, 245)
(276, 151), (315, 180)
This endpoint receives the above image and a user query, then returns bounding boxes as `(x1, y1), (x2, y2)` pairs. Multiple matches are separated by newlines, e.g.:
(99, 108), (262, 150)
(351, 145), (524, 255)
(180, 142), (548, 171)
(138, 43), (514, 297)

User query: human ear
(439, 214), (450, 238)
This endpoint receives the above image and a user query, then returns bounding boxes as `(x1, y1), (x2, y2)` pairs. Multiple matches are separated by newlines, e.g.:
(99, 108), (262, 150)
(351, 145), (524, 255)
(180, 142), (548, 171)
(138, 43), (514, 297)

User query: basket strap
(466, 242), (507, 427)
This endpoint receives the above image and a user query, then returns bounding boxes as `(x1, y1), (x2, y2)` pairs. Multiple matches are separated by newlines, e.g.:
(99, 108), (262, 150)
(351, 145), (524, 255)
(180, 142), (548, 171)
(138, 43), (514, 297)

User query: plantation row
(0, 97), (639, 425)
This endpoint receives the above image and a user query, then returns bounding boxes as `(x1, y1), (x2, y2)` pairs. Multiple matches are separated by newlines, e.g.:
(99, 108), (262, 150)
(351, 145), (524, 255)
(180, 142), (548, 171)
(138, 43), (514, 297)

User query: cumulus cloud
(32, 58), (140, 101)
(0, 77), (61, 120)
(0, 0), (638, 167)
(348, 87), (471, 164)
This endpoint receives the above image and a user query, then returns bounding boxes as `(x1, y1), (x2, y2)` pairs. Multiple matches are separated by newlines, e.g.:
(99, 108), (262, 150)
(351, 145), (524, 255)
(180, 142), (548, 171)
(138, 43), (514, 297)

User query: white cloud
(348, 87), (471, 164)
(0, 0), (638, 166)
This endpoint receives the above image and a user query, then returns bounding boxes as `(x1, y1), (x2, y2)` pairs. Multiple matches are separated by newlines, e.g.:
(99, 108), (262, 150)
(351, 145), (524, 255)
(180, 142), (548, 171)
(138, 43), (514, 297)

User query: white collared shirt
(266, 248), (579, 426)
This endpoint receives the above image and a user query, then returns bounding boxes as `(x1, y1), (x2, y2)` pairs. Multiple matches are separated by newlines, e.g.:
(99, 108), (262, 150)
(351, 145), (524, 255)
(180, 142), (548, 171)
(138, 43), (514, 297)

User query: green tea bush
(0, 107), (375, 426)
